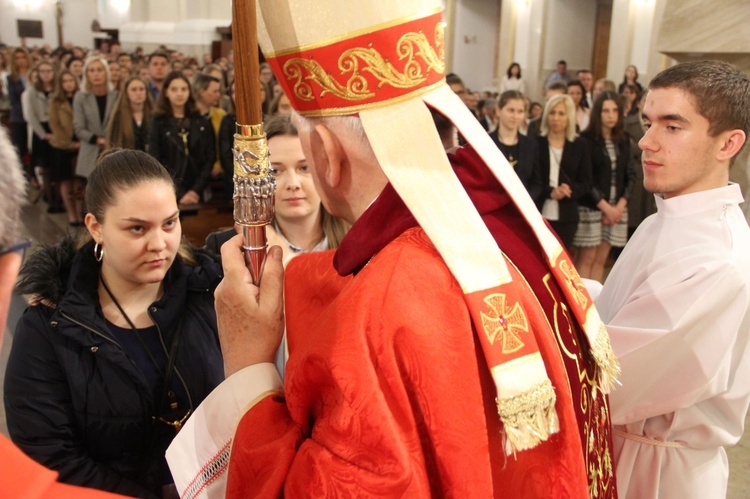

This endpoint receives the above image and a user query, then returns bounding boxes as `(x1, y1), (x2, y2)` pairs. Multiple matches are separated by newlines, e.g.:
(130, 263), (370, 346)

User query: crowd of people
(0, 42), (290, 228)
(448, 61), (653, 281)
(1, 11), (749, 499)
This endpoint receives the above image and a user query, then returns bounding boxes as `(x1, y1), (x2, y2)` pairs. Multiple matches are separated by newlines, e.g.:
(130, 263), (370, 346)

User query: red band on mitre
(265, 11), (446, 117)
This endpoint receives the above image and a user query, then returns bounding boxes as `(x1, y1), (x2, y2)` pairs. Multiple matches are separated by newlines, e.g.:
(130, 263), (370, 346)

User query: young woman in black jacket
(4, 149), (224, 498)
(148, 71), (215, 205)
(573, 91), (633, 282)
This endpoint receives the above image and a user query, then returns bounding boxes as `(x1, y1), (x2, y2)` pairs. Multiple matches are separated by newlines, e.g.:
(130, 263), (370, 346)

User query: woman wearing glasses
(5, 149), (224, 498)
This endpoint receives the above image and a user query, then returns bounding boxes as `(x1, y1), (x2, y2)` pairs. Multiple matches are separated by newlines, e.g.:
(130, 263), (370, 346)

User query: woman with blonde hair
(48, 69), (83, 226)
(205, 113), (349, 266)
(106, 75), (153, 151)
(73, 56), (118, 179)
(536, 93), (592, 249)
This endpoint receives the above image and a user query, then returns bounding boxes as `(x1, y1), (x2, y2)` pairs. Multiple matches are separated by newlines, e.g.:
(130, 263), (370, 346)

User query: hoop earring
(94, 243), (104, 262)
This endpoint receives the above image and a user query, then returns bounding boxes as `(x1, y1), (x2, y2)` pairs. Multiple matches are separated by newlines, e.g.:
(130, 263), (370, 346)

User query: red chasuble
(227, 145), (616, 498)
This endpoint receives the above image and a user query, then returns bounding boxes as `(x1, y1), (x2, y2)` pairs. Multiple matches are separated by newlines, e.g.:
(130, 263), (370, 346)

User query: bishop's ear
(313, 123), (345, 188)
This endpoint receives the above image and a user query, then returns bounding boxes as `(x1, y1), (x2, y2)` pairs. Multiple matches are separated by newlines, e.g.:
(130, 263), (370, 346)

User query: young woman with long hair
(574, 91), (633, 282)
(6, 149), (224, 498)
(567, 79), (590, 132)
(148, 71), (215, 204)
(536, 94), (592, 249)
(491, 90), (543, 205)
(206, 113), (350, 267)
(6, 47), (31, 179)
(48, 69), (83, 226)
(264, 114), (349, 264)
(22, 61), (58, 210)
(106, 75), (153, 151)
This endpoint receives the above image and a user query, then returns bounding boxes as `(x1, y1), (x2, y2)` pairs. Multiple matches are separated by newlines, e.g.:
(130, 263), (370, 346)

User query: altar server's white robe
(597, 184), (750, 499)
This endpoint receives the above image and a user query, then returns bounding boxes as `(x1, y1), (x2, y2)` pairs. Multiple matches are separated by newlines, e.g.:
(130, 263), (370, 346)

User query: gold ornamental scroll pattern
(480, 293), (530, 354)
(282, 22), (446, 103)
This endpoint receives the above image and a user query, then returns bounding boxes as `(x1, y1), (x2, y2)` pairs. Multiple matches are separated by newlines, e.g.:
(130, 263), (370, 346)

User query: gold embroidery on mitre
(559, 259), (589, 310)
(282, 23), (446, 102)
(480, 293), (529, 354)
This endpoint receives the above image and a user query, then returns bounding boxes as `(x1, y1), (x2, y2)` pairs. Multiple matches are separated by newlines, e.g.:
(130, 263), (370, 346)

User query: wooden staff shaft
(232, 0), (262, 125)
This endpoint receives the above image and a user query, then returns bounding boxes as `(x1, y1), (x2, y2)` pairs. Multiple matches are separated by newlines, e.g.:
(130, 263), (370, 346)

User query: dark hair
(192, 73), (220, 95)
(506, 62), (522, 79)
(498, 90), (525, 109)
(265, 113), (298, 140)
(66, 56), (83, 69)
(32, 61), (55, 92)
(85, 149), (174, 222)
(547, 81), (568, 93)
(446, 73), (465, 87)
(584, 90), (626, 144)
(649, 60), (750, 158)
(567, 80), (587, 108)
(154, 71), (198, 117)
(557, 60), (567, 66)
(148, 51), (170, 65)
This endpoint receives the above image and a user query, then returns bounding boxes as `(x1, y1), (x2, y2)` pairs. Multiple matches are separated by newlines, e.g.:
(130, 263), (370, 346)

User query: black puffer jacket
(4, 238), (224, 498)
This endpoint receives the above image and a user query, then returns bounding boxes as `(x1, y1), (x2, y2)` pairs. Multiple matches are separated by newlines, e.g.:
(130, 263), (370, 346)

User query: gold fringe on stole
(591, 325), (621, 394)
(422, 84), (622, 394)
(497, 379), (559, 456)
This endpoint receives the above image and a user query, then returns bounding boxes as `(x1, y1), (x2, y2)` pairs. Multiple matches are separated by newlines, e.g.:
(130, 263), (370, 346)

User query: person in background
(72, 55), (118, 180)
(573, 91), (632, 282)
(623, 90), (655, 236)
(218, 80), (238, 201)
(148, 71), (215, 204)
(478, 98), (496, 132)
(499, 62), (526, 95)
(22, 60), (58, 211)
(621, 83), (640, 118)
(593, 78), (616, 103)
(67, 56), (84, 81)
(537, 93), (592, 249)
(567, 79), (590, 133)
(6, 47), (30, 180)
(618, 64), (643, 95)
(545, 59), (571, 88)
(492, 90), (543, 205)
(201, 64), (231, 114)
(4, 148), (225, 499)
(105, 75), (153, 152)
(268, 90), (292, 116)
(577, 69), (594, 108)
(48, 69), (83, 227)
(146, 51), (170, 101)
(597, 60), (750, 499)
(108, 61), (122, 91)
(192, 73), (226, 178)
(527, 81), (567, 137)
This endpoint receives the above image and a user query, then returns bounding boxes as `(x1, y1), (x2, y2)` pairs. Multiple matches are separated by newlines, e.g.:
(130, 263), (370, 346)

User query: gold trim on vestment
(263, 6), (444, 58)
(293, 79), (446, 117)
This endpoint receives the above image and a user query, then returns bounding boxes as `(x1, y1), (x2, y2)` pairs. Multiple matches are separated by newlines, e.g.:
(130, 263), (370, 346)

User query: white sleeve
(166, 363), (282, 499)
(605, 259), (749, 425)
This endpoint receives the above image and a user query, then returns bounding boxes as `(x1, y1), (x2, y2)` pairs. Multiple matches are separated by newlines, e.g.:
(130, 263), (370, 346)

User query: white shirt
(542, 146), (562, 221)
(596, 184), (750, 498)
